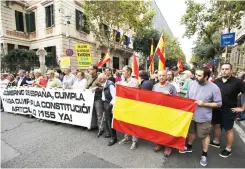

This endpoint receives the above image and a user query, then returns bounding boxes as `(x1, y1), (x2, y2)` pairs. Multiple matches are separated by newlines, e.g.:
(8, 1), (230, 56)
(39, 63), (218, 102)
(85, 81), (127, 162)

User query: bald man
(98, 73), (117, 146)
(152, 70), (177, 157)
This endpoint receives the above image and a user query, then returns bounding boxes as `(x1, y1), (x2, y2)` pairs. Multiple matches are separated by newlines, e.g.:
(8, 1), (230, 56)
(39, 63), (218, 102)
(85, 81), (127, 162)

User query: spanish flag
(149, 39), (154, 74)
(131, 52), (139, 79)
(177, 58), (184, 71)
(113, 85), (196, 150)
(96, 50), (110, 67)
(155, 34), (166, 70)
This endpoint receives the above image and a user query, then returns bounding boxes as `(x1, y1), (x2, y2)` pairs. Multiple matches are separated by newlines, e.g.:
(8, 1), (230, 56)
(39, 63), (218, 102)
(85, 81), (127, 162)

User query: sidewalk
(236, 120), (245, 131)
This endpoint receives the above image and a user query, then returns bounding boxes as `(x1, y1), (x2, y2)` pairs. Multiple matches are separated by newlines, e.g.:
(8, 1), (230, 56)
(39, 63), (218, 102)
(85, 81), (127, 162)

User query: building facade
(0, 0), (133, 71)
(151, 0), (173, 37)
(230, 15), (245, 72)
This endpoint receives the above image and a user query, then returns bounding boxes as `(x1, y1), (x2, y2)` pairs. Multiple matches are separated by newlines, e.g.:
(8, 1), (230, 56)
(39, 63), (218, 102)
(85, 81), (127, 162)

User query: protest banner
(113, 85), (196, 151)
(75, 44), (92, 69)
(1, 87), (95, 128)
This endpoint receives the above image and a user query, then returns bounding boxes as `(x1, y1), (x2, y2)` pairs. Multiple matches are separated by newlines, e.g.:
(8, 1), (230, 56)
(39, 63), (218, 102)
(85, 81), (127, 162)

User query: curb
(236, 120), (245, 131)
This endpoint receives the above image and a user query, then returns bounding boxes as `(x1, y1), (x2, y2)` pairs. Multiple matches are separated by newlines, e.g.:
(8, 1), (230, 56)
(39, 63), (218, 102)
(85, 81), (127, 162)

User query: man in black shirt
(210, 63), (245, 158)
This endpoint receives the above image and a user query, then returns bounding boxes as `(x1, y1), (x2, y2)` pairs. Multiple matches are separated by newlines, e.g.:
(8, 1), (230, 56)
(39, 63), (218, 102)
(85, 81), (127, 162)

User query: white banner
(1, 87), (95, 128)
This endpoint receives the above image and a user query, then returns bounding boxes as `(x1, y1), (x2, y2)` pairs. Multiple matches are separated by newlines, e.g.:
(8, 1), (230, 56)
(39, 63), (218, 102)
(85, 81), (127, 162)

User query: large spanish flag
(96, 50), (110, 67)
(113, 85), (196, 150)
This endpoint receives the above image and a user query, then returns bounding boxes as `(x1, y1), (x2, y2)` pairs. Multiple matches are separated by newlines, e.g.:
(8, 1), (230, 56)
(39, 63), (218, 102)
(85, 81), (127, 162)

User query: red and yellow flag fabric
(131, 52), (139, 79)
(96, 50), (110, 67)
(113, 85), (196, 150)
(149, 39), (154, 74)
(156, 34), (166, 70)
(177, 58), (184, 71)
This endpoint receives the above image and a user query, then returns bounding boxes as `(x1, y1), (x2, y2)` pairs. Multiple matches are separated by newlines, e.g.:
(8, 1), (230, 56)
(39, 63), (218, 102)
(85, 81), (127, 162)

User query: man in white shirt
(117, 66), (139, 150)
(69, 72), (87, 90)
(98, 73), (117, 146)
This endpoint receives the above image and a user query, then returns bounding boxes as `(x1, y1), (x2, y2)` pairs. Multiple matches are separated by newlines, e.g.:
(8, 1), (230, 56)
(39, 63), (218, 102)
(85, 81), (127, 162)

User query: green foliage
(133, 28), (160, 57)
(181, 0), (244, 65)
(1, 49), (39, 73)
(82, 0), (155, 48)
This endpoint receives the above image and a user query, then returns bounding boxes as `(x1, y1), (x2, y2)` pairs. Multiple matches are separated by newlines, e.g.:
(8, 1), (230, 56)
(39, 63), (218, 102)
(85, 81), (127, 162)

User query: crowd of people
(0, 63), (245, 167)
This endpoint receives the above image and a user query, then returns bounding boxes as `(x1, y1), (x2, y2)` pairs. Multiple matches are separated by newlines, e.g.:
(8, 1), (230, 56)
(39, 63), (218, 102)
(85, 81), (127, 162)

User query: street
(1, 111), (245, 168)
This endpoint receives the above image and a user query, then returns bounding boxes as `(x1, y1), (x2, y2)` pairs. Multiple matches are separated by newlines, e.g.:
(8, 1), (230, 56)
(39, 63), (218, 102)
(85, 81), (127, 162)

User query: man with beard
(179, 67), (222, 167)
(210, 63), (245, 158)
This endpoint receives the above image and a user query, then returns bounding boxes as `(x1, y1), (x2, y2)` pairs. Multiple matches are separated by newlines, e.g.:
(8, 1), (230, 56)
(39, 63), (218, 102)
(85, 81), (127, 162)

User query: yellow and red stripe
(97, 50), (110, 67)
(113, 85), (196, 150)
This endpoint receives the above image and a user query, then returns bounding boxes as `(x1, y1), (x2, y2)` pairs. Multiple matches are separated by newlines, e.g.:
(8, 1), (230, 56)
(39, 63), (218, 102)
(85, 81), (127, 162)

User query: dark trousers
(103, 102), (117, 140)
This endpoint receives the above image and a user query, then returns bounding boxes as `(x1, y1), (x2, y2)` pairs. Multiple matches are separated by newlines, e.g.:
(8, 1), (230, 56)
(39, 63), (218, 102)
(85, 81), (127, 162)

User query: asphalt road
(1, 112), (245, 168)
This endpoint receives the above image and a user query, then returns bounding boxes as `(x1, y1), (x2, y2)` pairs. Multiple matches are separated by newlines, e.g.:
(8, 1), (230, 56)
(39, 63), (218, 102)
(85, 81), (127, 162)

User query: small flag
(155, 34), (166, 70)
(113, 85), (196, 150)
(177, 58), (184, 71)
(132, 52), (139, 79)
(96, 50), (110, 67)
(149, 39), (154, 74)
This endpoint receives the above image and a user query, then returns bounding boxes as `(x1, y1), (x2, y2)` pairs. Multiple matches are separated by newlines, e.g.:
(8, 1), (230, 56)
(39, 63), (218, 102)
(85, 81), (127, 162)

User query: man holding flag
(117, 66), (139, 150)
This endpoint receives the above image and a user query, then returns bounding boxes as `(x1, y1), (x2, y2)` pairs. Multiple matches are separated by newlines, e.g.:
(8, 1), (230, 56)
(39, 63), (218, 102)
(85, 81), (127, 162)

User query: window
(26, 12), (36, 32)
(15, 11), (24, 32)
(45, 4), (54, 28)
(99, 23), (109, 37)
(18, 45), (29, 50)
(113, 57), (119, 69)
(123, 35), (130, 47)
(7, 43), (15, 53)
(44, 46), (57, 67)
(101, 53), (106, 67)
(76, 9), (90, 34)
(124, 58), (129, 66)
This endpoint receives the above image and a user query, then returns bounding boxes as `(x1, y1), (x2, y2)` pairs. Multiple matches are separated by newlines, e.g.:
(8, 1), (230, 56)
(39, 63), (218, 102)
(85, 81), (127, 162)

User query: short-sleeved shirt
(214, 76), (245, 108)
(119, 77), (138, 88)
(63, 73), (76, 88)
(152, 82), (177, 96)
(186, 80), (222, 123)
(46, 78), (62, 89)
(181, 79), (192, 97)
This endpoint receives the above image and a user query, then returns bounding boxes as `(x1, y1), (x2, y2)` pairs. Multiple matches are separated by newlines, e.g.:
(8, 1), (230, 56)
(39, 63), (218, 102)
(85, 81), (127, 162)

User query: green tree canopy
(82, 0), (155, 48)
(1, 49), (39, 73)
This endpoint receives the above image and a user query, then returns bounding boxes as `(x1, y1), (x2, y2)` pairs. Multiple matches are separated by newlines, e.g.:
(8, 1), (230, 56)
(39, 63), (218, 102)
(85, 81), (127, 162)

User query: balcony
(6, 30), (29, 39)
(6, 30), (37, 40)
(235, 27), (245, 44)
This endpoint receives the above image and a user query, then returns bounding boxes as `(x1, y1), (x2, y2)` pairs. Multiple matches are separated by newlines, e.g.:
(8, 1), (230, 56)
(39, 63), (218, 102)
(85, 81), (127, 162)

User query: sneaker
(209, 140), (220, 148)
(179, 146), (193, 153)
(219, 149), (232, 158)
(118, 138), (131, 144)
(200, 156), (208, 166)
(130, 141), (137, 150)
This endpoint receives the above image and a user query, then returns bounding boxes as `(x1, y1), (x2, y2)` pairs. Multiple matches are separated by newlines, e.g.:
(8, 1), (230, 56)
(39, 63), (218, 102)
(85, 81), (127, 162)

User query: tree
(1, 49), (39, 73)
(133, 28), (160, 69)
(182, 0), (245, 39)
(82, 1), (155, 49)
(181, 0), (245, 69)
